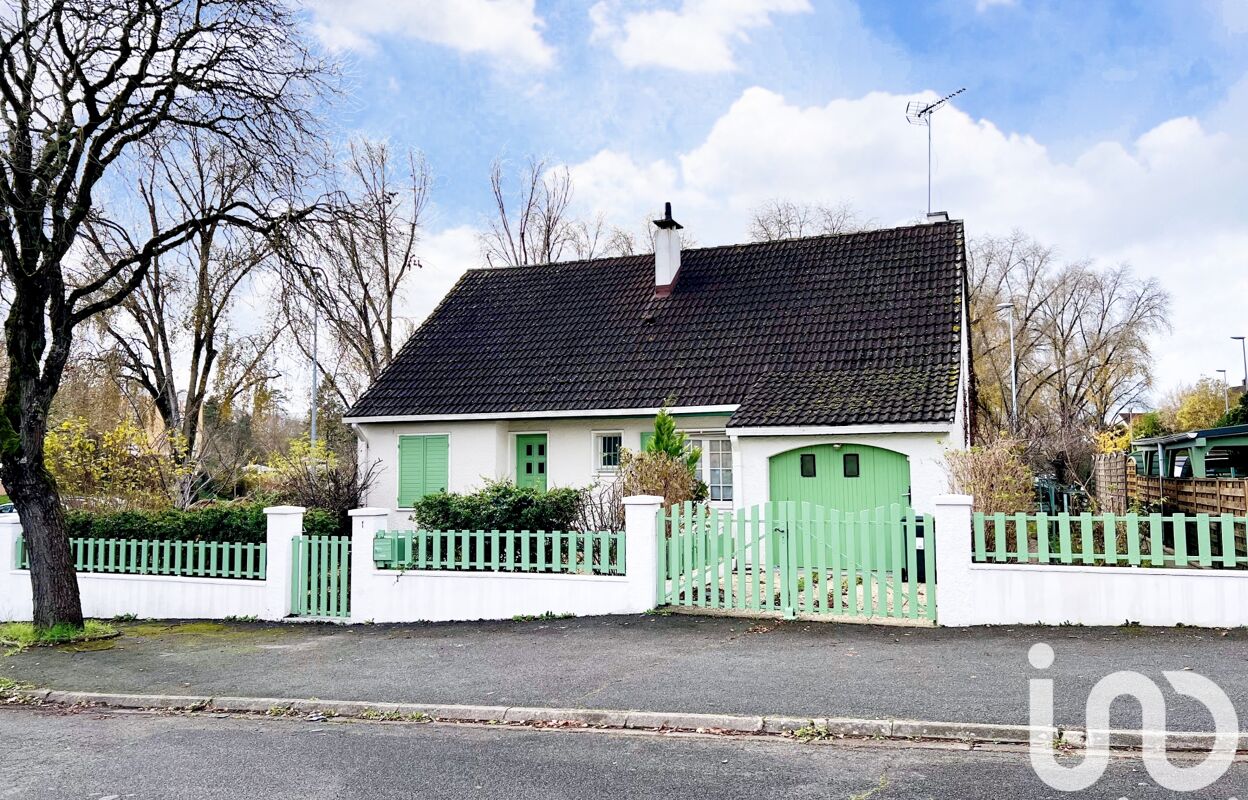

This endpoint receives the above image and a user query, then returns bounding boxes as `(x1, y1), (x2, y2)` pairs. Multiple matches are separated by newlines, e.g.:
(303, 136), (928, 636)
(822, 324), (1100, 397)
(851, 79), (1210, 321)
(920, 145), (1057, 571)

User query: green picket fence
(13, 535), (266, 579)
(973, 512), (1248, 569)
(658, 502), (935, 621)
(372, 529), (625, 576)
(290, 535), (351, 618)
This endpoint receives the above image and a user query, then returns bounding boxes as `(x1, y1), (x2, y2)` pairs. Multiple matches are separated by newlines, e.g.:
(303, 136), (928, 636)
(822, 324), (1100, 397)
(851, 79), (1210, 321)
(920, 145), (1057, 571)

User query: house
(344, 206), (973, 529)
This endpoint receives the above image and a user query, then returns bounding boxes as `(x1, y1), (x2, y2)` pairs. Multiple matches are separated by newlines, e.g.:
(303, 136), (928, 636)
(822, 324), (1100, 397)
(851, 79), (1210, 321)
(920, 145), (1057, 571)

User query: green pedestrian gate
(658, 502), (936, 623)
(290, 535), (351, 619)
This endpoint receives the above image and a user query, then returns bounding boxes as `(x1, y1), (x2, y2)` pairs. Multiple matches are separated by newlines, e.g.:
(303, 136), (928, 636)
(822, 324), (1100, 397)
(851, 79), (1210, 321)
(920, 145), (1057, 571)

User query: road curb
(12, 688), (1243, 751)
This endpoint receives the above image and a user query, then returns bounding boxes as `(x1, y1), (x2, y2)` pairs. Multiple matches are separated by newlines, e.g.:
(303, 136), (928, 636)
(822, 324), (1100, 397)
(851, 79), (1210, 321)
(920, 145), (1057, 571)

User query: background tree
(967, 231), (1168, 488)
(86, 133), (284, 503)
(1216, 392), (1248, 427)
(0, 0), (330, 628)
(480, 157), (610, 266)
(280, 138), (429, 412)
(1160, 377), (1232, 432)
(748, 199), (868, 241)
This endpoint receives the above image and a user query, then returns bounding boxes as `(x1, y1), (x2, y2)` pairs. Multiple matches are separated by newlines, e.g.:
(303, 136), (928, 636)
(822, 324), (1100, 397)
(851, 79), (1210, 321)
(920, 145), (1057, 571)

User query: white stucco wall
(356, 415), (734, 528)
(731, 429), (957, 515)
(356, 420), (508, 529)
(357, 414), (956, 526)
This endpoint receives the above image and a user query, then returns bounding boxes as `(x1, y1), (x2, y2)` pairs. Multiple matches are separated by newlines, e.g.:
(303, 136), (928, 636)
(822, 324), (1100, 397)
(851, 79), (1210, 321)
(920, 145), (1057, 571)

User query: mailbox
(373, 534), (396, 565)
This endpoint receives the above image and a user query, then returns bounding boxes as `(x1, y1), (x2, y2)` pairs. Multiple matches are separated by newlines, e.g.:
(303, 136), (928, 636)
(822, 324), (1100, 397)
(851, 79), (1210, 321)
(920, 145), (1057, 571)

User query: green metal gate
(658, 502), (935, 622)
(290, 536), (351, 619)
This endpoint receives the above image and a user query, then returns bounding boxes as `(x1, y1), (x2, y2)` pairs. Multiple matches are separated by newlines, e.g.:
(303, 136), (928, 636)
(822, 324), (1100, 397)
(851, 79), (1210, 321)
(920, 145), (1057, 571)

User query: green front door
(768, 444), (910, 512)
(516, 434), (548, 491)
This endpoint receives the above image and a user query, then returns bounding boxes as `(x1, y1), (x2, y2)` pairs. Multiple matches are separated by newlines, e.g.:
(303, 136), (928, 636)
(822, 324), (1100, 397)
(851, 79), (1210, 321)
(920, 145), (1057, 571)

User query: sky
(300, 0), (1248, 402)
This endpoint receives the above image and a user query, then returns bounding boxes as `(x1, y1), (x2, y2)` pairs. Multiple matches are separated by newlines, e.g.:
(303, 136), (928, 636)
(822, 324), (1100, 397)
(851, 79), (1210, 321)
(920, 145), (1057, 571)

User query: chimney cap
(926, 211), (950, 223)
(653, 201), (683, 230)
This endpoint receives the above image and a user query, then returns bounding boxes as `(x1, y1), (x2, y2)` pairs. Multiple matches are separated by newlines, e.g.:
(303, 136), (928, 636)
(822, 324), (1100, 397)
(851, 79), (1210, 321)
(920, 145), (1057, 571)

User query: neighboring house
(345, 206), (973, 528)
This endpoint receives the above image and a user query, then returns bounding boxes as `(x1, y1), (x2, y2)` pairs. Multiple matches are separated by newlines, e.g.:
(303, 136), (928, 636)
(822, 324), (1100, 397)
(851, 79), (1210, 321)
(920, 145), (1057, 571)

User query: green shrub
(62, 502), (345, 543)
(411, 480), (582, 532)
(302, 508), (341, 538)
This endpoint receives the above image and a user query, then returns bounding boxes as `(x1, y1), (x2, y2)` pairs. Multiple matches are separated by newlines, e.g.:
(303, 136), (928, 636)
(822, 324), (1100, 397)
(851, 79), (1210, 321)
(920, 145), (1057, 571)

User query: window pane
(599, 434), (622, 469)
(800, 454), (816, 477)
(702, 437), (732, 502)
(844, 453), (860, 478)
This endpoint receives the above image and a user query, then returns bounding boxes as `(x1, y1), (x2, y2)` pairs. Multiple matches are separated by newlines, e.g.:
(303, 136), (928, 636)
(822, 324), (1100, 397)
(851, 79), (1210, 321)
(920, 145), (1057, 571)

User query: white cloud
(565, 83), (1248, 392)
(1218, 0), (1248, 34)
(975, 0), (1017, 11)
(306, 0), (554, 68)
(589, 0), (811, 72)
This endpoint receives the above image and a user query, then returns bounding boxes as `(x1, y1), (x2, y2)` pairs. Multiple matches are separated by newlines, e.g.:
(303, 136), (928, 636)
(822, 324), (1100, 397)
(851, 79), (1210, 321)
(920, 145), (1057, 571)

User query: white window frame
(593, 430), (624, 474)
(683, 430), (733, 504)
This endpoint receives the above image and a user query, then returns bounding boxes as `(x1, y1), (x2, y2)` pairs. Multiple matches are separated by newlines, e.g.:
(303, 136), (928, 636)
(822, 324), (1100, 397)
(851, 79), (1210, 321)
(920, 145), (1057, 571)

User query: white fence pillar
(623, 495), (663, 612)
(262, 505), (304, 621)
(347, 507), (389, 623)
(932, 493), (974, 627)
(0, 512), (31, 621)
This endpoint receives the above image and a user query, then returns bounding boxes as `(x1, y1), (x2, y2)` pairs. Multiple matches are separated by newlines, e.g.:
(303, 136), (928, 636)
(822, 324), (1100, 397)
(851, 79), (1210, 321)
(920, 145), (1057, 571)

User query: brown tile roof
(346, 220), (966, 427)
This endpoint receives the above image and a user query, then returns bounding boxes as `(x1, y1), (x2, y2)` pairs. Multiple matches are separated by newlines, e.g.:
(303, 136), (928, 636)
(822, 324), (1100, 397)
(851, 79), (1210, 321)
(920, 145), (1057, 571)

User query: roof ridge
(462, 219), (965, 275)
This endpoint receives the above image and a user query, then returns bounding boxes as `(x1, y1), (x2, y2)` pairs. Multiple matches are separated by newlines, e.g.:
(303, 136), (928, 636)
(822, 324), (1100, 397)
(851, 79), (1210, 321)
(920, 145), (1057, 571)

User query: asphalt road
(2, 706), (1246, 799)
(6, 616), (1248, 731)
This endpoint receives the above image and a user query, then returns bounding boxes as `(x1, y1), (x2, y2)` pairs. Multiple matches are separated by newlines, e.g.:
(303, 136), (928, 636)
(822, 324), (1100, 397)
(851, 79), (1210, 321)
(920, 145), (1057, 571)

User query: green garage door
(768, 444), (910, 512)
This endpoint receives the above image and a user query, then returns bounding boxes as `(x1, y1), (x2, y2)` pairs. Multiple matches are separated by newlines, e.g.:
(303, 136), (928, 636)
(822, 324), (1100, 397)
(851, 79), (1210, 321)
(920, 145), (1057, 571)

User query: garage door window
(800, 454), (816, 477)
(843, 452), (860, 478)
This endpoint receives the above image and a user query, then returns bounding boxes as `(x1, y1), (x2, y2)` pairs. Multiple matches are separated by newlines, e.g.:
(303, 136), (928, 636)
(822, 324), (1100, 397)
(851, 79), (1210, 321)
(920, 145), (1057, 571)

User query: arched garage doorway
(768, 443), (911, 512)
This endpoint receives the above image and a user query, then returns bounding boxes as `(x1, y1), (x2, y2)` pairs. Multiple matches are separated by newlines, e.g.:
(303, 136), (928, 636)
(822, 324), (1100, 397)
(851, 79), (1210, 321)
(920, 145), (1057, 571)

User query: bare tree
(967, 231), (1169, 487)
(279, 138), (430, 408)
(748, 199), (868, 241)
(480, 157), (591, 267)
(0, 0), (331, 628)
(86, 133), (283, 499)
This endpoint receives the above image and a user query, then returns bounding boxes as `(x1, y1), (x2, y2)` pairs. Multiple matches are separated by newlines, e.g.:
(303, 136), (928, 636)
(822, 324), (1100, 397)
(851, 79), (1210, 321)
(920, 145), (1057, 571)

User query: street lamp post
(996, 302), (1018, 433)
(308, 266), (326, 447)
(1217, 369), (1230, 414)
(1234, 336), (1247, 394)
(310, 300), (319, 445)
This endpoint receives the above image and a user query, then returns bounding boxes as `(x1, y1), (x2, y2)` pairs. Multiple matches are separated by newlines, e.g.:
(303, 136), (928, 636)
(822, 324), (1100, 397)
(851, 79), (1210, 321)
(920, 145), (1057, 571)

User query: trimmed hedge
(63, 503), (342, 543)
(411, 480), (582, 533)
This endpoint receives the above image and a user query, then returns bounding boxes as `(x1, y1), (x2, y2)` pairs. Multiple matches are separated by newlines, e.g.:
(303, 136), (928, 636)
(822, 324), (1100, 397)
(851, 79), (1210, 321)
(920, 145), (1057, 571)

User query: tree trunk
(6, 462), (82, 629)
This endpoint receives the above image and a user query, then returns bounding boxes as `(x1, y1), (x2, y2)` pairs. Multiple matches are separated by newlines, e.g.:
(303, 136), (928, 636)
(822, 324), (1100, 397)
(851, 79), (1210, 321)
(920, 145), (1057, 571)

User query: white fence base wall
(0, 508), (301, 623)
(956, 563), (1248, 628)
(350, 570), (645, 624)
(0, 570), (267, 622)
(933, 494), (1248, 628)
(347, 495), (661, 624)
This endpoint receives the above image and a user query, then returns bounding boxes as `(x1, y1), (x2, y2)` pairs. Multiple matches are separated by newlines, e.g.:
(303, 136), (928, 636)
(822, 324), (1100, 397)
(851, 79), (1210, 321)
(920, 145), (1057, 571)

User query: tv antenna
(906, 87), (965, 215)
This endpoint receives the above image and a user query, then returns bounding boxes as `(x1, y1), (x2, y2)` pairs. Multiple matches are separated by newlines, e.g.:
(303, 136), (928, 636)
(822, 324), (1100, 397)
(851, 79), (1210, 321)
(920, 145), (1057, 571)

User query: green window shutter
(398, 436), (426, 508)
(398, 435), (450, 507)
(423, 435), (449, 494)
(640, 431), (655, 451)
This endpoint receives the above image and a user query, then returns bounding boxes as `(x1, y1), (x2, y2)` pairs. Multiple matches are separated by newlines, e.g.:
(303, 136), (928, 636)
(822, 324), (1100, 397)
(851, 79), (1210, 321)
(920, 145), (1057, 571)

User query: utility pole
(1217, 369), (1230, 414)
(996, 302), (1018, 433)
